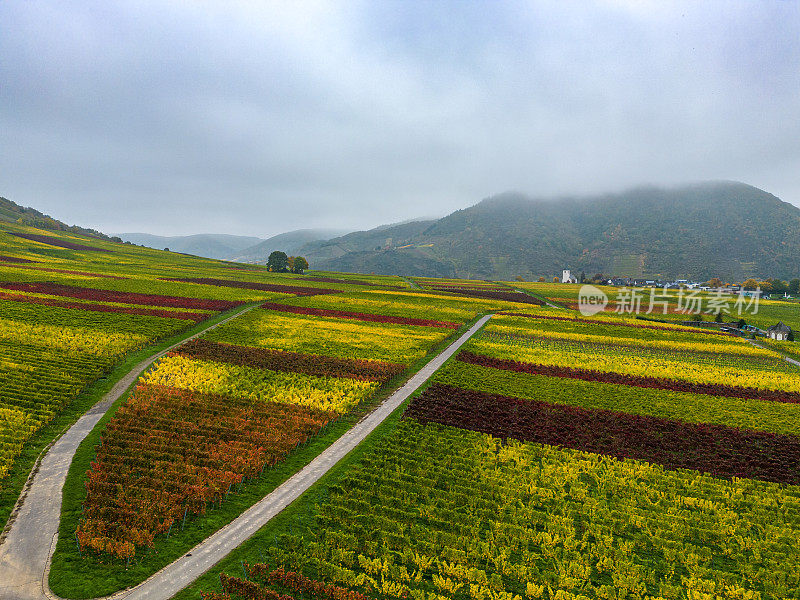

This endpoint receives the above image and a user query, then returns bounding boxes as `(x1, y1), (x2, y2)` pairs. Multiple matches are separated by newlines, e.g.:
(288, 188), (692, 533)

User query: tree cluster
(267, 251), (309, 274)
(742, 278), (800, 294)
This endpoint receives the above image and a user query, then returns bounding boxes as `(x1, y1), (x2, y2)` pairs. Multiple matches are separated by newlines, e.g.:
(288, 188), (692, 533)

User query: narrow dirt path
(0, 305), (258, 600)
(748, 338), (800, 367)
(32, 313), (491, 600)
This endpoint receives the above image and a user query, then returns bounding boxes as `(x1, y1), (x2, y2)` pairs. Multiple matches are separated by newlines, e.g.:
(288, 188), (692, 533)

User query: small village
(560, 268), (796, 341)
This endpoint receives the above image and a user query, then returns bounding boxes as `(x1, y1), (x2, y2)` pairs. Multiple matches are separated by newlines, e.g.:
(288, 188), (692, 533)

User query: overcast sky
(2, 1), (799, 237)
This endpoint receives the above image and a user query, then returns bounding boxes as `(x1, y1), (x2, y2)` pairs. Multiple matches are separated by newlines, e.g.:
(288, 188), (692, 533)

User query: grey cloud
(1, 0), (799, 236)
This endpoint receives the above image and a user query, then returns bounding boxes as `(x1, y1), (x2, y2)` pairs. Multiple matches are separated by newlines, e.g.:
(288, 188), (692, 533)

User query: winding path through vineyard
(0, 304), (259, 600)
(749, 338), (800, 367)
(0, 310), (492, 600)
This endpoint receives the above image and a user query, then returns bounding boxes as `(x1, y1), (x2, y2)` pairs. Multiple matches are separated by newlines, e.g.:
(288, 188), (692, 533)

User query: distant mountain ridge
(8, 182), (799, 281)
(116, 233), (265, 260)
(298, 182), (800, 281)
(230, 228), (351, 263)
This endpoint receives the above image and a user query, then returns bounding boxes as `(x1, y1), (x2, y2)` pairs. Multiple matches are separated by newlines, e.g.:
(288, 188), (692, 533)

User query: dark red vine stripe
(260, 301), (459, 328)
(429, 283), (510, 291)
(0, 262), (127, 279)
(406, 384), (800, 485)
(304, 275), (405, 289)
(433, 288), (544, 305)
(480, 330), (774, 362)
(244, 564), (374, 600)
(498, 312), (735, 336)
(457, 351), (800, 404)
(561, 302), (691, 315)
(0, 254), (38, 264)
(218, 574), (293, 600)
(9, 232), (113, 252)
(0, 282), (242, 311)
(173, 338), (406, 382)
(162, 277), (341, 297)
(0, 291), (208, 321)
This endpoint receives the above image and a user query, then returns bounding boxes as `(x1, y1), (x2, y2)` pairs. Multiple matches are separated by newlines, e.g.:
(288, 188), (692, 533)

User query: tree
(769, 279), (788, 294)
(292, 256), (309, 274)
(742, 278), (759, 290)
(579, 271), (586, 283)
(552, 277), (559, 283)
(789, 279), (800, 295)
(706, 278), (723, 288)
(592, 273), (605, 283)
(538, 277), (545, 282)
(267, 251), (289, 272)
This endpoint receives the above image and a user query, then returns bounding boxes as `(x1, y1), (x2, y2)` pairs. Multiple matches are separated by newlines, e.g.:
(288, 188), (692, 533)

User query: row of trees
(266, 251), (309, 274)
(739, 278), (800, 294)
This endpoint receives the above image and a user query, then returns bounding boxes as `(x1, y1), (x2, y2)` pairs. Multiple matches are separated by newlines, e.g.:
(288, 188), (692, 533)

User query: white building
(562, 269), (578, 284)
(767, 322), (792, 341)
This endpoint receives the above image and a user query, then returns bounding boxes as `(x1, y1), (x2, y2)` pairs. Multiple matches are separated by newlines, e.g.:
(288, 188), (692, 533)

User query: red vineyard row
(428, 282), (509, 291)
(305, 275), (405, 289)
(77, 384), (334, 558)
(162, 277), (341, 297)
(562, 301), (713, 316)
(174, 339), (407, 382)
(0, 281), (242, 311)
(9, 231), (112, 252)
(457, 350), (800, 404)
(499, 312), (735, 337)
(433, 287), (544, 305)
(0, 254), (37, 263)
(260, 301), (459, 329)
(479, 330), (776, 363)
(0, 260), (128, 279)
(206, 570), (370, 600)
(0, 291), (208, 321)
(405, 383), (800, 485)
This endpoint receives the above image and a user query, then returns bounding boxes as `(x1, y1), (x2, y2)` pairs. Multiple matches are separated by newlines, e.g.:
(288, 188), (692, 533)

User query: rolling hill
(302, 182), (800, 281)
(115, 233), (265, 260)
(0, 196), (111, 240)
(228, 228), (351, 263)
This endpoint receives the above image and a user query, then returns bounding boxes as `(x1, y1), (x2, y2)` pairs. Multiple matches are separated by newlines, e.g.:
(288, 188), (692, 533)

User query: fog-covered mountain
(298, 182), (800, 281)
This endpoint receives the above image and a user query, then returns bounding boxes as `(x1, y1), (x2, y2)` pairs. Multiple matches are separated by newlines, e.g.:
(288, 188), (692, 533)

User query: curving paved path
(0, 310), (491, 600)
(748, 338), (800, 367)
(0, 304), (258, 600)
